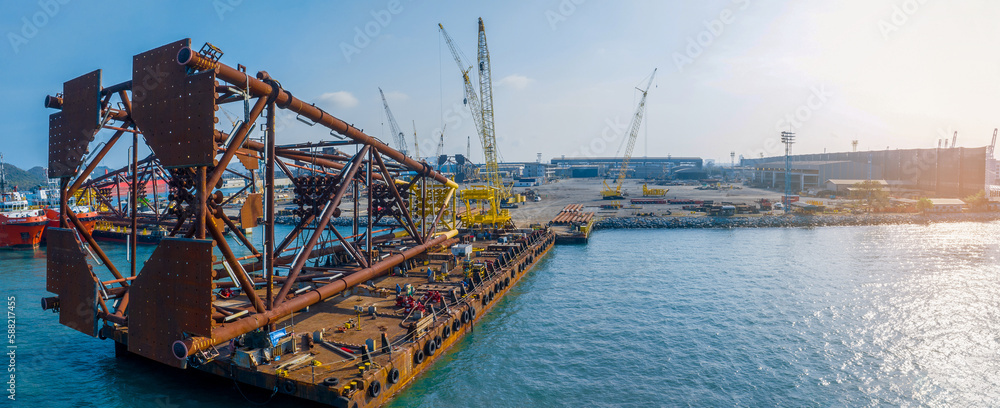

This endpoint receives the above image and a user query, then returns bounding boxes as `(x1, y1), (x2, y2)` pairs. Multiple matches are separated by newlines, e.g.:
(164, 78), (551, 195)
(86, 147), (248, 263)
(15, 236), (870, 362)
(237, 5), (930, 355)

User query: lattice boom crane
(378, 87), (408, 157)
(440, 20), (512, 228)
(602, 68), (657, 200)
(476, 17), (505, 200)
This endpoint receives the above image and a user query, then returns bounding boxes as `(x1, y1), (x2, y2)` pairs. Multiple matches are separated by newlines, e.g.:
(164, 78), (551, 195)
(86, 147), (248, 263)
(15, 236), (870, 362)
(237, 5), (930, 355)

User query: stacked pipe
(550, 204), (595, 225)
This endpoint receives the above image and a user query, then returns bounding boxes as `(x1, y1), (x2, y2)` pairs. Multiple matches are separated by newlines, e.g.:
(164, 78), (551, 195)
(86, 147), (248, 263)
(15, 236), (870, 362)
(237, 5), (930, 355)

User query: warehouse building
(743, 146), (996, 198)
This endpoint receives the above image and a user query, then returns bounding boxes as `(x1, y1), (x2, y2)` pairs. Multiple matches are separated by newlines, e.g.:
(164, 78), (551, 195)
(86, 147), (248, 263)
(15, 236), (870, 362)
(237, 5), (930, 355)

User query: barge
(40, 38), (555, 407)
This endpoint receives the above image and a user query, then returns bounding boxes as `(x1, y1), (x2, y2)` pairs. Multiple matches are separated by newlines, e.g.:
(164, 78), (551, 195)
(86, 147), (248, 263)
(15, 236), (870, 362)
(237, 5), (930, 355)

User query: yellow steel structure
(73, 186), (111, 212)
(602, 68), (657, 200)
(408, 182), (458, 233)
(459, 185), (512, 229)
(642, 184), (669, 197)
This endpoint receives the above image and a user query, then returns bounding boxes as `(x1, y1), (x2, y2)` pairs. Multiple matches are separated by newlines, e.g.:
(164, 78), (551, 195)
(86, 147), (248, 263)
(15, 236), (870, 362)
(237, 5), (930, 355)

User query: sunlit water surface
(3, 222), (999, 407)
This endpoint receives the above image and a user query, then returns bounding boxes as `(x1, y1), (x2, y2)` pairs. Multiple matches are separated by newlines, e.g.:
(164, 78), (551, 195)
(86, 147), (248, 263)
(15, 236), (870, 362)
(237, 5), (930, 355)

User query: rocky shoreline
(593, 212), (1000, 230)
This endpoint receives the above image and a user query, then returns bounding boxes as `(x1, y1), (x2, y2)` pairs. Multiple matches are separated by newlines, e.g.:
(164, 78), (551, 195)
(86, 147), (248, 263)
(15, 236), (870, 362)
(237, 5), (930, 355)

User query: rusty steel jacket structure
(42, 39), (459, 368)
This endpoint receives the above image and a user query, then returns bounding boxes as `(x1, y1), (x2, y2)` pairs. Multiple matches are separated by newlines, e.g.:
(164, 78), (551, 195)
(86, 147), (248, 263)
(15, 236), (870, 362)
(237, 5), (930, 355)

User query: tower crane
(378, 87), (408, 157)
(602, 68), (657, 200)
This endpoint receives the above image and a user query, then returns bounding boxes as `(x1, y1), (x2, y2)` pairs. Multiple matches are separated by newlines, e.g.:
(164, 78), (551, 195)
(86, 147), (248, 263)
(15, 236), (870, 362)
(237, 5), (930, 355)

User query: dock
(550, 204), (595, 244)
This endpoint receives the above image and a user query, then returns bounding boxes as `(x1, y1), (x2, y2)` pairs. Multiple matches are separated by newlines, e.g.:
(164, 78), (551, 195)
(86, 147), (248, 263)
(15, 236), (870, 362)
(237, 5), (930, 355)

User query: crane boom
(436, 124), (447, 159)
(603, 68), (657, 199)
(476, 17), (505, 199)
(439, 23), (485, 141)
(378, 87), (408, 157)
(412, 120), (420, 160)
(988, 128), (997, 159)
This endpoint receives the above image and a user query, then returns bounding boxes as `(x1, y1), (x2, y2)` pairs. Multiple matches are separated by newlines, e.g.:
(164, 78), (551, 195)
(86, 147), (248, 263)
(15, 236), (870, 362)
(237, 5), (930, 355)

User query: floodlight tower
(781, 131), (795, 213)
(730, 151), (735, 181)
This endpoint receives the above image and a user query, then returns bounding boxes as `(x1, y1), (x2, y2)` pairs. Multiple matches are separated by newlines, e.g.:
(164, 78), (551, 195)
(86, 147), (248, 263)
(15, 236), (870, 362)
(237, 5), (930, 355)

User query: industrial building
(551, 156), (705, 179)
(494, 162), (556, 185)
(743, 146), (999, 198)
(520, 162), (557, 179)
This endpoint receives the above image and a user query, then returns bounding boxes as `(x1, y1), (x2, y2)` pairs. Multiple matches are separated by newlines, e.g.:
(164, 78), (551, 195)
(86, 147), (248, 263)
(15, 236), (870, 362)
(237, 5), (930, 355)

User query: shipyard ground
(263, 179), (827, 230)
(495, 179), (821, 226)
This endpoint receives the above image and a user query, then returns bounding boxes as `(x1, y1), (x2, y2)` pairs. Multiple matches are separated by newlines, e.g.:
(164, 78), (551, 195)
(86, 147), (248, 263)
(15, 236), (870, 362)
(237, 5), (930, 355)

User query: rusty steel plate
(49, 70), (101, 178)
(128, 238), (215, 367)
(131, 39), (217, 169)
(236, 148), (258, 170)
(240, 193), (263, 228)
(46, 228), (98, 337)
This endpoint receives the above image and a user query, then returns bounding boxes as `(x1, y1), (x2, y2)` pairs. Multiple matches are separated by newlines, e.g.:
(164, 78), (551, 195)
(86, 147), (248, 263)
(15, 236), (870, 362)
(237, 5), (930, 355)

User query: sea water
(3, 222), (999, 407)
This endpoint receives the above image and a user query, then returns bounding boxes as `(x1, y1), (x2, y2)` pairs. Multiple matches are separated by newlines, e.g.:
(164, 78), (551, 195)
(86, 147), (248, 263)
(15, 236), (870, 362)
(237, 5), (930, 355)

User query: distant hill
(27, 166), (47, 180)
(1, 162), (47, 191)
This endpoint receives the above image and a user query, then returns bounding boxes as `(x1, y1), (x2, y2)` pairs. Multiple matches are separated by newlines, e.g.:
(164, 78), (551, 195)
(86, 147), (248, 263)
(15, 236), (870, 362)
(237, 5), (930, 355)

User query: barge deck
(179, 228), (553, 406)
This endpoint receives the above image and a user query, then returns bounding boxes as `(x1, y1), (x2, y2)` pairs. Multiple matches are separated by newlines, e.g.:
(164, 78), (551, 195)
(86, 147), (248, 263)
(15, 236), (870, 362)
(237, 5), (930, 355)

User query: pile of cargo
(551, 204), (595, 225)
(680, 200), (759, 215)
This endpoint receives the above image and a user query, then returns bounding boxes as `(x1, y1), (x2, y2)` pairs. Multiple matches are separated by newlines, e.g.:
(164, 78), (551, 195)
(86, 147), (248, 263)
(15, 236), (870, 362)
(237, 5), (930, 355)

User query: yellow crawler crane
(440, 19), (512, 228)
(602, 68), (657, 200)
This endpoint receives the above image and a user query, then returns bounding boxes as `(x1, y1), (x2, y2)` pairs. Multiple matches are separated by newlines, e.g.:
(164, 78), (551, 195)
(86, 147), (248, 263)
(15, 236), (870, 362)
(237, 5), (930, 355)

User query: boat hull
(0, 215), (48, 248)
(43, 209), (100, 240)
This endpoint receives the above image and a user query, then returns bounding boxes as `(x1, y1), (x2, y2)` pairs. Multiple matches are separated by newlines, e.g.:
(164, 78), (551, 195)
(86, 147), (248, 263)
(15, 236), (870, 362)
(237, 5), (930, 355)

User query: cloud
(316, 91), (359, 110)
(498, 74), (533, 90)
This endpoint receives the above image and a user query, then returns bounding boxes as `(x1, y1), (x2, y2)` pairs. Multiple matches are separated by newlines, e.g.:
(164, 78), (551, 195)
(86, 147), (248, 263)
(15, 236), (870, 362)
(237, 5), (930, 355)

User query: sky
(2, 0), (999, 170)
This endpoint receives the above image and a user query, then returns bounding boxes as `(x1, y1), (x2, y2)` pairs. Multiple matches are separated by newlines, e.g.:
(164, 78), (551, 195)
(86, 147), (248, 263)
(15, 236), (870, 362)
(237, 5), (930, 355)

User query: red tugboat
(44, 205), (99, 236)
(0, 155), (48, 248)
(0, 191), (48, 249)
